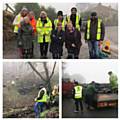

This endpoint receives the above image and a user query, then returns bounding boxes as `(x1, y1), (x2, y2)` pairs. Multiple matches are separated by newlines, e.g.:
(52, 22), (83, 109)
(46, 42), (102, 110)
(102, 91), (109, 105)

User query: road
(3, 26), (118, 59)
(62, 98), (118, 118)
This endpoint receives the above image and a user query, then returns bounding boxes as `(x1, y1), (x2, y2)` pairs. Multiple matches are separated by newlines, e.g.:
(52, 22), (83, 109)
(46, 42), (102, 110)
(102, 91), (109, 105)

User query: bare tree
(28, 62), (56, 93)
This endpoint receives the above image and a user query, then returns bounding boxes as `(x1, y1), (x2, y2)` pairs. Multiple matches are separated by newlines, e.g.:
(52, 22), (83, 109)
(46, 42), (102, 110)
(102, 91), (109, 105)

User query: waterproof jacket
(86, 84), (96, 96)
(109, 73), (118, 89)
(65, 29), (82, 52)
(29, 17), (37, 34)
(36, 17), (52, 43)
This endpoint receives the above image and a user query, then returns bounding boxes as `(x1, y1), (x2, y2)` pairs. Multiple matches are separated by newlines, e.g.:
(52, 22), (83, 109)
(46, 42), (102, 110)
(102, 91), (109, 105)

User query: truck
(62, 80), (74, 98)
(84, 83), (118, 109)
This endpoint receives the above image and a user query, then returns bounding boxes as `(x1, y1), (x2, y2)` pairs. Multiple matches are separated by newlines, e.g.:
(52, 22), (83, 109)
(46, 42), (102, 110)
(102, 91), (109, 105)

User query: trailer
(96, 93), (118, 108)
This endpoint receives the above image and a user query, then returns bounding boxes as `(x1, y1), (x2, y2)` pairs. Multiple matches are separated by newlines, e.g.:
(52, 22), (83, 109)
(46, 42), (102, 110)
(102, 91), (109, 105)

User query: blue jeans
(88, 40), (100, 59)
(34, 102), (44, 118)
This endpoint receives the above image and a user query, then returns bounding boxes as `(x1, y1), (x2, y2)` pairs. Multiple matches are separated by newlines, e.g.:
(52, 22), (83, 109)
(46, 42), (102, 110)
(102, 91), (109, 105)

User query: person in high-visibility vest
(36, 11), (52, 59)
(34, 86), (49, 118)
(13, 7), (29, 34)
(108, 71), (118, 93)
(73, 81), (83, 113)
(13, 7), (29, 58)
(53, 11), (66, 31)
(66, 7), (81, 31)
(85, 12), (105, 59)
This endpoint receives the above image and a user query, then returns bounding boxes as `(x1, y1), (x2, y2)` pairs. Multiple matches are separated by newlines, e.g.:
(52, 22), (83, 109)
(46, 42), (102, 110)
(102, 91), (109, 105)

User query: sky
(64, 61), (118, 83)
(3, 62), (59, 82)
(40, 3), (76, 14)
(4, 3), (117, 15)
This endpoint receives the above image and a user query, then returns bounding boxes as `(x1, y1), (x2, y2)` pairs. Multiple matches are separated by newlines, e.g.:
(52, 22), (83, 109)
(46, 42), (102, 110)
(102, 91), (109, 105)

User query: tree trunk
(43, 62), (51, 94)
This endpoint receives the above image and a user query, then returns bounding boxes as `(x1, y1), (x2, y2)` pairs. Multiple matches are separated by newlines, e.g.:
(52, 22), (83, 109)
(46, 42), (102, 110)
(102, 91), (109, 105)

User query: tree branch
(28, 62), (46, 81)
(49, 62), (56, 80)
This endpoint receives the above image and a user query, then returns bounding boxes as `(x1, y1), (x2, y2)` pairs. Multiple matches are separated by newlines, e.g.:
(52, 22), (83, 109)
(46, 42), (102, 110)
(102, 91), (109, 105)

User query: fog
(3, 3), (118, 15)
(64, 61), (118, 83)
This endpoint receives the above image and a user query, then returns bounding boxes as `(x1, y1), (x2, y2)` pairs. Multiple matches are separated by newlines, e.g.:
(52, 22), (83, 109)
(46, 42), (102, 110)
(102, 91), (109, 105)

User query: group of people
(13, 7), (105, 59)
(72, 71), (118, 113)
(34, 85), (59, 118)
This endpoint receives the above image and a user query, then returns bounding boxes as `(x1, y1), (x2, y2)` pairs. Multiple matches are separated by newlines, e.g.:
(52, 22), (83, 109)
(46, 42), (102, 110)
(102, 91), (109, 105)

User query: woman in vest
(50, 22), (65, 59)
(13, 7), (29, 58)
(65, 22), (82, 59)
(36, 11), (52, 59)
(84, 12), (105, 59)
(17, 16), (34, 58)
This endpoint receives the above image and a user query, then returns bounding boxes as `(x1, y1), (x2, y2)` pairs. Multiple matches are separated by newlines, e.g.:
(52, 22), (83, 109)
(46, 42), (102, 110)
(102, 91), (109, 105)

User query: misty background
(63, 61), (118, 83)
(3, 3), (118, 14)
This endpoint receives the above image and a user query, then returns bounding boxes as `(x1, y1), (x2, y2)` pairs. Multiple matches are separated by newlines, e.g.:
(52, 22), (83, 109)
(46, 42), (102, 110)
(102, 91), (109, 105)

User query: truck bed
(97, 94), (118, 102)
(96, 93), (118, 108)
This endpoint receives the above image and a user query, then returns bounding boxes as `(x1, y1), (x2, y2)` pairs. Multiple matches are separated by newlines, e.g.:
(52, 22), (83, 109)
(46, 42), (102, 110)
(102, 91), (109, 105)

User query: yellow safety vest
(67, 15), (80, 31)
(13, 14), (21, 33)
(36, 88), (49, 103)
(54, 19), (66, 31)
(86, 18), (102, 40)
(36, 17), (52, 43)
(74, 85), (82, 99)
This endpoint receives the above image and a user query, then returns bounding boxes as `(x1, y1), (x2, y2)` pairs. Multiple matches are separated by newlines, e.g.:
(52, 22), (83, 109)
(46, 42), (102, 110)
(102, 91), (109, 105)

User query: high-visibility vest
(36, 17), (52, 43)
(13, 14), (21, 33)
(36, 88), (48, 103)
(86, 18), (102, 40)
(54, 19), (66, 30)
(67, 15), (80, 31)
(74, 85), (82, 99)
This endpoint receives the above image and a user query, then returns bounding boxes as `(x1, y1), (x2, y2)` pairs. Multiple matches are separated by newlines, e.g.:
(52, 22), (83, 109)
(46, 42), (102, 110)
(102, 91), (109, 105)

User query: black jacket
(66, 14), (82, 28)
(84, 18), (105, 41)
(50, 29), (65, 54)
(65, 29), (82, 50)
